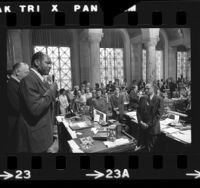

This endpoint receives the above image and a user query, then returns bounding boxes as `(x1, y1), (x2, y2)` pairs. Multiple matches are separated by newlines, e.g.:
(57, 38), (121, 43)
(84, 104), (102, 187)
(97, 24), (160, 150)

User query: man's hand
(140, 121), (149, 129)
(50, 82), (58, 91)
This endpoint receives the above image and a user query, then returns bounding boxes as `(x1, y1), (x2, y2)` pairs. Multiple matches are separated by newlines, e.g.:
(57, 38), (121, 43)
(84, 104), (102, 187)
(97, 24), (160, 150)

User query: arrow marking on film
(86, 170), (104, 179)
(0, 171), (13, 180)
(186, 170), (200, 179)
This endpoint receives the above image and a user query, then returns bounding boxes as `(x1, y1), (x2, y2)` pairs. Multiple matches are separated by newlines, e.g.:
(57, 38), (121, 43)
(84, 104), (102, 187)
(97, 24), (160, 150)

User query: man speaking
(19, 52), (58, 153)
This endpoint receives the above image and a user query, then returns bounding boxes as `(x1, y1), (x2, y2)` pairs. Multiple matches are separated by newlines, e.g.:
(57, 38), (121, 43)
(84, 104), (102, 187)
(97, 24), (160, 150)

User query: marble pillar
(145, 38), (159, 83)
(168, 46), (177, 80)
(71, 33), (80, 86)
(88, 31), (103, 87)
(131, 42), (143, 82)
(79, 35), (90, 83)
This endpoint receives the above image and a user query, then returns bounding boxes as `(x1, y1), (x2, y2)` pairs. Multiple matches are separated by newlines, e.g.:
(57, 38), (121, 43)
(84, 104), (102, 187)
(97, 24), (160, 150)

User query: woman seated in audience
(66, 89), (74, 112)
(73, 85), (79, 97)
(86, 89), (96, 109)
(85, 87), (92, 101)
(79, 88), (87, 106)
(58, 89), (69, 115)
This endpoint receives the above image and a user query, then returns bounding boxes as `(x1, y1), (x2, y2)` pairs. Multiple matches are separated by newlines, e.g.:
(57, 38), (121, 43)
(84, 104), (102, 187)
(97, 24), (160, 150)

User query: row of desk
(56, 108), (191, 153)
(56, 115), (137, 153)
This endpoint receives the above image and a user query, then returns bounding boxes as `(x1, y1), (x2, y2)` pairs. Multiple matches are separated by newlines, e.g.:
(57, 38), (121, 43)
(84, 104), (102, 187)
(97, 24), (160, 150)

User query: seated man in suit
(92, 88), (109, 114)
(137, 83), (164, 152)
(110, 87), (124, 120)
(19, 52), (58, 153)
(7, 62), (29, 153)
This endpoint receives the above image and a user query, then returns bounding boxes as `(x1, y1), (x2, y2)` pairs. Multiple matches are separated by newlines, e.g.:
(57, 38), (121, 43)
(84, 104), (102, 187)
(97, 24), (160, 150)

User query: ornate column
(131, 40), (143, 82)
(88, 29), (103, 87)
(144, 38), (159, 83)
(168, 46), (177, 80)
(70, 30), (80, 86)
(79, 29), (90, 84)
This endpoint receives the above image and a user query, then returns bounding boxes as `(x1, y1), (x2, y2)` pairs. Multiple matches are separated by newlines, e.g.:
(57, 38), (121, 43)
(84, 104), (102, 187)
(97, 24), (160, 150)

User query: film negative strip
(0, 0), (199, 181)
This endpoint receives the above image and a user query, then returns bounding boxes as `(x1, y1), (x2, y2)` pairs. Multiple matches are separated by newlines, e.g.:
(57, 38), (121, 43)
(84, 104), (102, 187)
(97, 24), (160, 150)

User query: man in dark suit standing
(137, 83), (164, 152)
(7, 62), (29, 152)
(19, 52), (58, 153)
(110, 87), (124, 120)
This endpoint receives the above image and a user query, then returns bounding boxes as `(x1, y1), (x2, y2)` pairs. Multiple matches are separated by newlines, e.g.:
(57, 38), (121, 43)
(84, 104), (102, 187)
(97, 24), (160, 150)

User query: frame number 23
(15, 170), (31, 179)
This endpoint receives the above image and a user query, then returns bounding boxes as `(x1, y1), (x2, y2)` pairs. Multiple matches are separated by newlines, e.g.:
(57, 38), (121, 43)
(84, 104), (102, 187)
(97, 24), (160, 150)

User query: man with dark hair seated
(92, 89), (108, 114)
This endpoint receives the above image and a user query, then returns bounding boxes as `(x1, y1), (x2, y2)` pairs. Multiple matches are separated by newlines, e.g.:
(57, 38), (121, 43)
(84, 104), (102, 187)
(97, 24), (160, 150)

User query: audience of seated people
(56, 77), (191, 120)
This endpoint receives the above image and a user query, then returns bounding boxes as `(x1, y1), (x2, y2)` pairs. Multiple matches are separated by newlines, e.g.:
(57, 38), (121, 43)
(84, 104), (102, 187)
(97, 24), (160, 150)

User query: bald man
(137, 83), (164, 152)
(7, 62), (30, 152)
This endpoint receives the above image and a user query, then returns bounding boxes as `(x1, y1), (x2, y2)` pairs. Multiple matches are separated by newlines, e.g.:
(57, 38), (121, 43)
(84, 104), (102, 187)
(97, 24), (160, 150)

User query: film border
(0, 0), (199, 181)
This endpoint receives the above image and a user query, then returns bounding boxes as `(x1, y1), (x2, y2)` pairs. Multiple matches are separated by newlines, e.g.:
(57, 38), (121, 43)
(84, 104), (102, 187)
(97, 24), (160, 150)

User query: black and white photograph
(6, 28), (191, 153)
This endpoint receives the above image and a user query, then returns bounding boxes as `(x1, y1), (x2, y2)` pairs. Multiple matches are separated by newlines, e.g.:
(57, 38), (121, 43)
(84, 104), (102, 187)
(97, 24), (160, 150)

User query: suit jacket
(19, 70), (56, 153)
(110, 94), (124, 117)
(92, 97), (108, 113)
(7, 77), (20, 152)
(129, 90), (139, 109)
(137, 95), (164, 135)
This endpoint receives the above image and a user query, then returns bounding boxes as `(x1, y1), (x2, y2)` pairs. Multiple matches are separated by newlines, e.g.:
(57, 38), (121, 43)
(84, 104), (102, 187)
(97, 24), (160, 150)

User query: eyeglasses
(145, 87), (150, 90)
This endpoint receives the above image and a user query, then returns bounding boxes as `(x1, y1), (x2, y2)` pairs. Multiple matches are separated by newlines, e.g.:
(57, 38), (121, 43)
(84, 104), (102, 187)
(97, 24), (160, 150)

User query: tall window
(100, 48), (124, 85)
(34, 46), (72, 90)
(177, 51), (187, 79)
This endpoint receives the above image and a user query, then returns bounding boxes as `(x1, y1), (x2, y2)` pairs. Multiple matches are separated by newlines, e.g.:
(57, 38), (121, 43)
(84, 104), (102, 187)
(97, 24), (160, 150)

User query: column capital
(10, 29), (21, 33)
(143, 37), (159, 48)
(88, 32), (103, 43)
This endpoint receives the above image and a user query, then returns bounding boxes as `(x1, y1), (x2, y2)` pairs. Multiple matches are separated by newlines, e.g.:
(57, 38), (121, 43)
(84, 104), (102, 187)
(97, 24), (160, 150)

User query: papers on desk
(62, 120), (77, 139)
(103, 138), (130, 148)
(91, 127), (98, 134)
(170, 130), (191, 144)
(125, 111), (138, 123)
(162, 127), (179, 134)
(56, 115), (64, 123)
(126, 111), (136, 117)
(68, 140), (84, 153)
(160, 118), (174, 126)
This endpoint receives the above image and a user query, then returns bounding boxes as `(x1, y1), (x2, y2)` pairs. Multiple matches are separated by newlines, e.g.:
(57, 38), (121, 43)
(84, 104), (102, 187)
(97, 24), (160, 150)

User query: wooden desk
(56, 116), (136, 153)
(123, 111), (191, 152)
